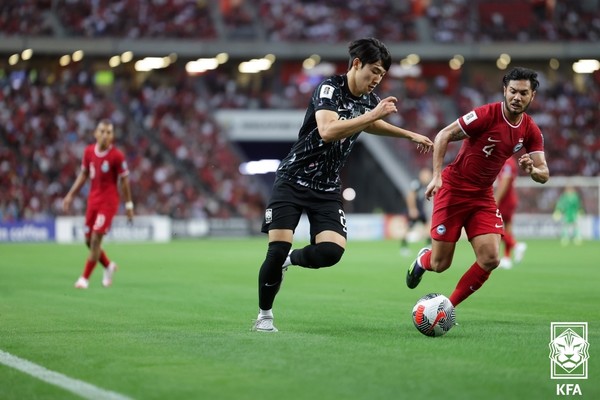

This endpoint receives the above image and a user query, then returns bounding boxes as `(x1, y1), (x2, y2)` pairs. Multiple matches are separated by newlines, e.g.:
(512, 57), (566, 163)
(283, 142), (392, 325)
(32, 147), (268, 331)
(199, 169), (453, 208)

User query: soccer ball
(412, 293), (456, 337)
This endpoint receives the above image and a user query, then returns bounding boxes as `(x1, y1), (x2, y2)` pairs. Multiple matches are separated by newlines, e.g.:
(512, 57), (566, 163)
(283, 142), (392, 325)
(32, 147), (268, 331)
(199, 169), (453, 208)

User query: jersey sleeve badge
(462, 110), (478, 125)
(319, 85), (335, 99)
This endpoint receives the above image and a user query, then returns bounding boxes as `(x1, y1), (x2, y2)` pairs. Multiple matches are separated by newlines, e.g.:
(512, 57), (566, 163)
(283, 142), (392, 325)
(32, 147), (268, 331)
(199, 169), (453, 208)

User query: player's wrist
(125, 201), (134, 210)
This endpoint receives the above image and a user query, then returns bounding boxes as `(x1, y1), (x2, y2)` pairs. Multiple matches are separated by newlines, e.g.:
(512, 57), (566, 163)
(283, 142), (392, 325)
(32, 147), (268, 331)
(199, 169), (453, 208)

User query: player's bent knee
(314, 242), (345, 268)
(477, 255), (500, 271)
(486, 258), (501, 270)
(430, 259), (451, 273)
(267, 241), (292, 266)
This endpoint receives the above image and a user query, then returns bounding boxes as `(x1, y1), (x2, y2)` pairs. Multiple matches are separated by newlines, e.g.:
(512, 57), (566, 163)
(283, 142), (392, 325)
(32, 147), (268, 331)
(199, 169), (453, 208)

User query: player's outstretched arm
(316, 96), (398, 142)
(365, 120), (433, 153)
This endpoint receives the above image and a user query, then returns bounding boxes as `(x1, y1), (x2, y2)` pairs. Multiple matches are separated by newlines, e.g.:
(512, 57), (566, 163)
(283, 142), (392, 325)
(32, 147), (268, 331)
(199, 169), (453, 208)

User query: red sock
(420, 250), (433, 271)
(449, 262), (491, 307)
(503, 233), (516, 257)
(99, 250), (110, 268)
(82, 259), (97, 279)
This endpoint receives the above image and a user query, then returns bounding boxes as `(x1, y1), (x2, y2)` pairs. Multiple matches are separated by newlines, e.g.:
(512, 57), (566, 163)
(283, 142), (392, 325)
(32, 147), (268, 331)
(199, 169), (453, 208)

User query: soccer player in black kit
(253, 38), (433, 332)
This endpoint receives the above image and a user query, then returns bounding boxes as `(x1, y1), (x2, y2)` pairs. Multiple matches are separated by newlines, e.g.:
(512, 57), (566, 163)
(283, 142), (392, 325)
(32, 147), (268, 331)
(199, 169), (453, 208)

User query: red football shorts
(84, 204), (117, 237)
(430, 185), (504, 242)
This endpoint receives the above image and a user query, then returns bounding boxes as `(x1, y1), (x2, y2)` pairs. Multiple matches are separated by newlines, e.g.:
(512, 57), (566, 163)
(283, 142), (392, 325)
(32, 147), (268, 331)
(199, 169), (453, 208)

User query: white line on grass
(0, 349), (134, 400)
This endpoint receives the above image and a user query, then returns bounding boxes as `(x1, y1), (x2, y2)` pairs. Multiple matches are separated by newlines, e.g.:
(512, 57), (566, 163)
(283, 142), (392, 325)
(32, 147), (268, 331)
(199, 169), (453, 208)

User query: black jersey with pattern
(275, 74), (381, 193)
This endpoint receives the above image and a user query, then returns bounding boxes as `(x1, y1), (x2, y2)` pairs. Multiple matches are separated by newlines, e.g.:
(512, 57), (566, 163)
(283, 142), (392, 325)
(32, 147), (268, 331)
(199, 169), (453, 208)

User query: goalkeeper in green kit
(553, 186), (584, 245)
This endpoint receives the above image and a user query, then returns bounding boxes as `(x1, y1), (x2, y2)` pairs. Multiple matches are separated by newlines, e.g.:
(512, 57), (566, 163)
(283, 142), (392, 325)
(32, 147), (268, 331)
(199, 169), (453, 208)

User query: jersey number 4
(483, 144), (496, 157)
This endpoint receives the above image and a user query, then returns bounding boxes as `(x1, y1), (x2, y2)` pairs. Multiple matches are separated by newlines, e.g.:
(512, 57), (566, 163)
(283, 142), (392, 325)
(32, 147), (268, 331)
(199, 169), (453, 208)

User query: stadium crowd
(2, 57), (598, 222)
(204, 62), (600, 179)
(0, 63), (265, 222)
(1, 0), (599, 222)
(1, 0), (599, 42)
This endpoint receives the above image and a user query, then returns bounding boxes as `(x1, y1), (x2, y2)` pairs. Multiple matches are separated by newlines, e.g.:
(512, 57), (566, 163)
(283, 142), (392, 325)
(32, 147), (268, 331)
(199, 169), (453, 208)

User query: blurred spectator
(258, 0), (416, 43)
(0, 1), (53, 36)
(1, 0), (599, 42)
(0, 61), (265, 222)
(54, 0), (216, 39)
(4, 59), (597, 222)
(1, 0), (599, 221)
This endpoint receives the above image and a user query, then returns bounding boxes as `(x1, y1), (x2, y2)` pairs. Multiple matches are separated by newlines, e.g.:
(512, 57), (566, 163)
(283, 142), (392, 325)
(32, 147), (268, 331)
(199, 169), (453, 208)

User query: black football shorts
(261, 180), (347, 244)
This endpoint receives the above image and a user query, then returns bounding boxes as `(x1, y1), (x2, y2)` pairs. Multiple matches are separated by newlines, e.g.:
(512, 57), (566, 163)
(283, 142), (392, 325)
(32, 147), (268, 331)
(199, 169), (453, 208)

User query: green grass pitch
(1, 238), (598, 400)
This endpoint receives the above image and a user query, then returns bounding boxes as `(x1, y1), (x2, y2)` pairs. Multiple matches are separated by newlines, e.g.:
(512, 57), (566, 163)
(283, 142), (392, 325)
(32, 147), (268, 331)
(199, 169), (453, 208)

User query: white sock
(259, 309), (273, 319)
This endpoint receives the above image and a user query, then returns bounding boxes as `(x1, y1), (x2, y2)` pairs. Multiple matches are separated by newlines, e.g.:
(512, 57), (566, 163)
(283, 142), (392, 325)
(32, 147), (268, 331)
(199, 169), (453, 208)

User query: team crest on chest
(513, 143), (523, 153)
(513, 138), (524, 153)
(101, 160), (110, 173)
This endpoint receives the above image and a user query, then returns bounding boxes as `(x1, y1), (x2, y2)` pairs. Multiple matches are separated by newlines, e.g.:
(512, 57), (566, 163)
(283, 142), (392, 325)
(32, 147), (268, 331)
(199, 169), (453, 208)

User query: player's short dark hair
(502, 67), (540, 91)
(348, 37), (392, 71)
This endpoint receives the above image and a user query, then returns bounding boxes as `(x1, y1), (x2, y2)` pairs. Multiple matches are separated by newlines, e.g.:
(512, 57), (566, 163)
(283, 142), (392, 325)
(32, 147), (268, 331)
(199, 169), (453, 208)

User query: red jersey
(496, 156), (518, 212)
(82, 144), (129, 208)
(444, 102), (544, 192)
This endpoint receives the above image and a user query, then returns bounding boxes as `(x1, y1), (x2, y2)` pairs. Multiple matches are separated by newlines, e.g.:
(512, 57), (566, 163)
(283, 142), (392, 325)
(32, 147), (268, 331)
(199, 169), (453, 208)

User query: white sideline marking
(0, 349), (134, 400)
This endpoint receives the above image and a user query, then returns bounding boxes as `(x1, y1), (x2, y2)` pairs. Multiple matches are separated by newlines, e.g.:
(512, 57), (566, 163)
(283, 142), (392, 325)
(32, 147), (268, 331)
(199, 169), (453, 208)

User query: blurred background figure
(495, 156), (527, 269)
(553, 185), (584, 246)
(399, 167), (432, 256)
(63, 119), (134, 289)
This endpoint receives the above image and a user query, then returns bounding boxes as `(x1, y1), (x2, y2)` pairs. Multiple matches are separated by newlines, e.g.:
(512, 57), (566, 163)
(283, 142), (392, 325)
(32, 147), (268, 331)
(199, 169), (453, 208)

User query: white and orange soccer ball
(412, 293), (456, 337)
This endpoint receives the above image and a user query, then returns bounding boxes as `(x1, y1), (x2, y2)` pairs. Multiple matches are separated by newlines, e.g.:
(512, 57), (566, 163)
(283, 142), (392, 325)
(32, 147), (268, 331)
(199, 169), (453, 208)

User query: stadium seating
(1, 1), (599, 221)
(2, 1), (599, 42)
(0, 63), (265, 221)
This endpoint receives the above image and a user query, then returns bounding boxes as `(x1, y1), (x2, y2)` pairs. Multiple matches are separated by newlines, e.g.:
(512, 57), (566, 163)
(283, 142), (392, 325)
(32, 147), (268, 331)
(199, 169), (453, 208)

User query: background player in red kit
(406, 67), (549, 307)
(495, 156), (527, 269)
(63, 119), (134, 289)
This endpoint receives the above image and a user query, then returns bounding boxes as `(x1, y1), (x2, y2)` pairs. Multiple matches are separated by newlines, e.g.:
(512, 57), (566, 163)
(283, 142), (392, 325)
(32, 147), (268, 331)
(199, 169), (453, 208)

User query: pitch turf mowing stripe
(0, 349), (133, 400)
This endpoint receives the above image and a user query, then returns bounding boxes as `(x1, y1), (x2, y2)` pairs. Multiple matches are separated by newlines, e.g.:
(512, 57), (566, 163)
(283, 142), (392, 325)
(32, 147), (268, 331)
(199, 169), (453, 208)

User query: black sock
(258, 241), (291, 310)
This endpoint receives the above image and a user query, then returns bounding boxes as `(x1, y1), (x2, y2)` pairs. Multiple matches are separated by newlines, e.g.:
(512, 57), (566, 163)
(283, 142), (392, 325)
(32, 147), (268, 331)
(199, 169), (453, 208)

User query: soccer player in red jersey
(406, 67), (549, 307)
(63, 119), (134, 289)
(495, 156), (527, 269)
